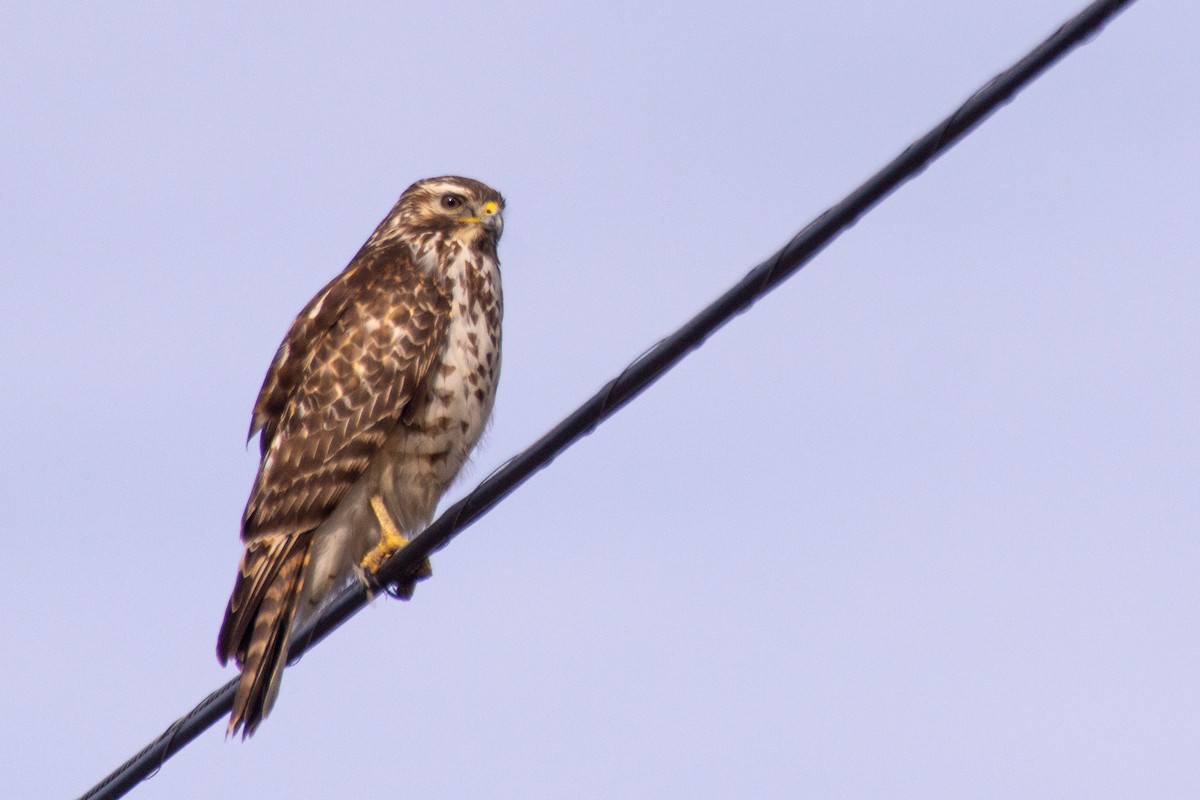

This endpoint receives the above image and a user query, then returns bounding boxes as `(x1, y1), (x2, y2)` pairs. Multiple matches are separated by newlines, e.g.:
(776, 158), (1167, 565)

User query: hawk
(217, 176), (505, 738)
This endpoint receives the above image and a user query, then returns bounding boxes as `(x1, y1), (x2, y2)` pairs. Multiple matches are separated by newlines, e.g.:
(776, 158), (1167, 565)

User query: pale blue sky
(3, 1), (1198, 798)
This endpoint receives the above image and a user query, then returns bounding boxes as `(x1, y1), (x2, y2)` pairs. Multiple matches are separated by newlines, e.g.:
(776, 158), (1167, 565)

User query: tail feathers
(217, 531), (314, 739)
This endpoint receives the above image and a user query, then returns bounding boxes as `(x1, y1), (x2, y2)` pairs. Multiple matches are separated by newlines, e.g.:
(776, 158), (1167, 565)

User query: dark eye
(441, 194), (465, 210)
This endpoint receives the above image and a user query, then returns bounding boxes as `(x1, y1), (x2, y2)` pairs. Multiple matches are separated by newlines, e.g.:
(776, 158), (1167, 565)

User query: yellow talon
(361, 495), (432, 597)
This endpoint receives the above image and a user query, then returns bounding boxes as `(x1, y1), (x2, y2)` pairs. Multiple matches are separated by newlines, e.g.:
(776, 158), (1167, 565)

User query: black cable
(76, 1), (1137, 796)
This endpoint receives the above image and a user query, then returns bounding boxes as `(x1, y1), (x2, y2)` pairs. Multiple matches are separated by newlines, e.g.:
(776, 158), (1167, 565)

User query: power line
(77, 1), (1138, 797)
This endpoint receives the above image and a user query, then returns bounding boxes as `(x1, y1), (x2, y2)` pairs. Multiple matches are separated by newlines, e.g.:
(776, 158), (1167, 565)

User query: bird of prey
(216, 176), (505, 738)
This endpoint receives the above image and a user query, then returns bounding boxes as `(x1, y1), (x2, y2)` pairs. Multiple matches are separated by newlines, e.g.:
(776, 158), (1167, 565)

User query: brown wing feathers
(248, 263), (366, 453)
(217, 242), (451, 737)
(243, 253), (449, 540)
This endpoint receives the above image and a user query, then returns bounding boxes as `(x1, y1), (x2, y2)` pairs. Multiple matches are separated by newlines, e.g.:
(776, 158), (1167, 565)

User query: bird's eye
(441, 194), (465, 210)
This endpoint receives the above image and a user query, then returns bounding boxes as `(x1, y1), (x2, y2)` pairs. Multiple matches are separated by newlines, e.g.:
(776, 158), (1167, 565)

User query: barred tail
(216, 531), (314, 739)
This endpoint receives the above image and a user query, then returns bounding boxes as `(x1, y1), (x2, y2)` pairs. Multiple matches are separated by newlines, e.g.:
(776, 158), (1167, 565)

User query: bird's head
(368, 175), (505, 255)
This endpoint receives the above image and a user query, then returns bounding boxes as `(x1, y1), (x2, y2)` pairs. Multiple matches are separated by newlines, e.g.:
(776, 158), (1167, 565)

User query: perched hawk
(217, 176), (505, 738)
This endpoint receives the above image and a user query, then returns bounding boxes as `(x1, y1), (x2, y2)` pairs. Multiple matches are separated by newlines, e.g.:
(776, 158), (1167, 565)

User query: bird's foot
(360, 495), (432, 600)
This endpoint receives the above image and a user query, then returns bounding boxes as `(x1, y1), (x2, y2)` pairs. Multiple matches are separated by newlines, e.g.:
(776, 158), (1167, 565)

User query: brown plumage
(217, 176), (505, 737)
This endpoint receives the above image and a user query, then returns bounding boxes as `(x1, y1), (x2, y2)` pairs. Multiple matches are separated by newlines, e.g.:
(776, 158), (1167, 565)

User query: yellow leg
(360, 496), (432, 598)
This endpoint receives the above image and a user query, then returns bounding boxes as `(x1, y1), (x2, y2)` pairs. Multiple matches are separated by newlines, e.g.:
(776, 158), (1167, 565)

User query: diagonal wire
(76, 0), (1138, 797)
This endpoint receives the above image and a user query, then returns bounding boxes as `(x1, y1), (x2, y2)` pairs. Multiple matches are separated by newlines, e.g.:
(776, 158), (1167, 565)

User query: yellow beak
(463, 200), (502, 230)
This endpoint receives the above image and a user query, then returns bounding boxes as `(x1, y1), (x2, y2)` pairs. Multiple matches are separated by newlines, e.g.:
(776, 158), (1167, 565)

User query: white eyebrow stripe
(422, 181), (471, 196)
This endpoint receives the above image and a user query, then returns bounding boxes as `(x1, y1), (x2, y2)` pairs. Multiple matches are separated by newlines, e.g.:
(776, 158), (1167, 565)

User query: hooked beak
(464, 200), (502, 234)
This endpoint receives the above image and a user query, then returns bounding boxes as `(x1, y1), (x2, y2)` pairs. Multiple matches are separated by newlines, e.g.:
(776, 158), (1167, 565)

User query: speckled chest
(410, 249), (502, 470)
